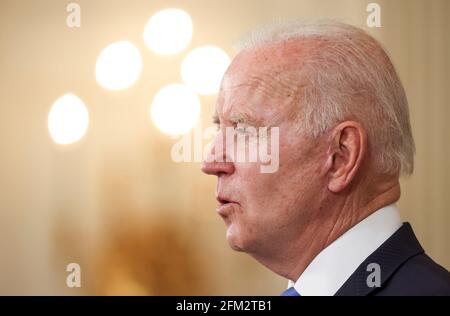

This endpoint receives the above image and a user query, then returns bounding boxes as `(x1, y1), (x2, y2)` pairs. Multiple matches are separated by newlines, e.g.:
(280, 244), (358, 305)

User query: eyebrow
(229, 114), (250, 124)
(212, 111), (265, 127)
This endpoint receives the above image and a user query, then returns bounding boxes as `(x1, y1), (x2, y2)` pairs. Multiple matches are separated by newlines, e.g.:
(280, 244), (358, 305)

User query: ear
(326, 121), (367, 193)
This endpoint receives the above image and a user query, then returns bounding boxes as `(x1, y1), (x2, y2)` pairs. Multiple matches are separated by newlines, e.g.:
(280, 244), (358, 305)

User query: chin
(225, 224), (250, 252)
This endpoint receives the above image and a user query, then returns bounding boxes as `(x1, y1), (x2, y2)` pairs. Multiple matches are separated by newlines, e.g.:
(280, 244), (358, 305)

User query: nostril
(217, 171), (227, 177)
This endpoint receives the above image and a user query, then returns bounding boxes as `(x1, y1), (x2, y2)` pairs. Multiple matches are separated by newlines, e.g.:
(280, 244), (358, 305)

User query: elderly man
(201, 20), (450, 296)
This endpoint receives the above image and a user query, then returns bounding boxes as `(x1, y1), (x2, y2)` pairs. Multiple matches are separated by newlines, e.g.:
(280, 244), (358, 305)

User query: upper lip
(216, 195), (238, 205)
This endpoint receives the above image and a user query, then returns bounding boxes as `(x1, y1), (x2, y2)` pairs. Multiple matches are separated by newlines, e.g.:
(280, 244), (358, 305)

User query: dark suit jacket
(335, 223), (450, 296)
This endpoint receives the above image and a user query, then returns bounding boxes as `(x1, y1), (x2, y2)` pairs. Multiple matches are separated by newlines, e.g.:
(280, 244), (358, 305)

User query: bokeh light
(48, 93), (89, 145)
(181, 45), (231, 95)
(96, 41), (143, 90)
(143, 8), (193, 56)
(150, 84), (201, 136)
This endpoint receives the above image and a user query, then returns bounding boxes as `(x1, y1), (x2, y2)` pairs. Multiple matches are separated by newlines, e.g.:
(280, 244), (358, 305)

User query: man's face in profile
(202, 42), (329, 257)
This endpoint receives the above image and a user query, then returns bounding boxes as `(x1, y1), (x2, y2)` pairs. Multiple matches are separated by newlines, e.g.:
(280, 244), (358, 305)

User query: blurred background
(0, 0), (448, 295)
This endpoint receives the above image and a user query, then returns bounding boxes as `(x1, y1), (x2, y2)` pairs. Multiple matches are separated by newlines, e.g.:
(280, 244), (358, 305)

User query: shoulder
(375, 253), (450, 296)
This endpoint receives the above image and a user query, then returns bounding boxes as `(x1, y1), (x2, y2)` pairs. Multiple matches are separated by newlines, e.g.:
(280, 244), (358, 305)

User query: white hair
(235, 20), (415, 176)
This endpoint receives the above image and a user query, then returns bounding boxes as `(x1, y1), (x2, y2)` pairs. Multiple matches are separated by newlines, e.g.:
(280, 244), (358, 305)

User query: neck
(252, 179), (401, 282)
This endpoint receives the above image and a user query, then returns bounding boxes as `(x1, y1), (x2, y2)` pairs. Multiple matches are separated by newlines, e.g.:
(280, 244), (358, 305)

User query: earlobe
(328, 174), (345, 193)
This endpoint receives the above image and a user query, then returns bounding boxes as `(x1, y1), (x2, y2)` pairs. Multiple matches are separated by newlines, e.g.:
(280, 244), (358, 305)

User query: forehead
(216, 40), (314, 125)
(217, 73), (295, 126)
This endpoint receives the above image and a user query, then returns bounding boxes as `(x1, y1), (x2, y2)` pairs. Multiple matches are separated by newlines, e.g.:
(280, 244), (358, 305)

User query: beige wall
(0, 0), (448, 295)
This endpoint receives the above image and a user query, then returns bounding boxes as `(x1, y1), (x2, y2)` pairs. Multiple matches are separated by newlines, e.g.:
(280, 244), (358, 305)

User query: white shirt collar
(287, 204), (402, 296)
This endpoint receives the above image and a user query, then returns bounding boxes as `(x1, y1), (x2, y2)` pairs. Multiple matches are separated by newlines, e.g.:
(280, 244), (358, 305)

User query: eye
(235, 123), (257, 136)
(235, 122), (247, 133)
(235, 123), (247, 134)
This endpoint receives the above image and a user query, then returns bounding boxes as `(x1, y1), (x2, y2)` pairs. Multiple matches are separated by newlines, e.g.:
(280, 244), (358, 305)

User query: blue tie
(281, 287), (300, 296)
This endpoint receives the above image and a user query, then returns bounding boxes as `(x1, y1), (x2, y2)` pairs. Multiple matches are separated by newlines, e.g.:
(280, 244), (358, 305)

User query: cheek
(233, 154), (295, 208)
(240, 172), (277, 204)
(231, 135), (320, 212)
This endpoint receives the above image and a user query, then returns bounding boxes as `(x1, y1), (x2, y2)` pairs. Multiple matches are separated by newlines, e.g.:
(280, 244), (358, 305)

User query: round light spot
(143, 8), (193, 55)
(150, 84), (200, 136)
(181, 45), (231, 95)
(48, 93), (89, 145)
(96, 41), (142, 90)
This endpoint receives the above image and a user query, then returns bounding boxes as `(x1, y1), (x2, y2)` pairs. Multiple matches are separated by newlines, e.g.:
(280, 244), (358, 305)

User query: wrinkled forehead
(217, 40), (315, 125)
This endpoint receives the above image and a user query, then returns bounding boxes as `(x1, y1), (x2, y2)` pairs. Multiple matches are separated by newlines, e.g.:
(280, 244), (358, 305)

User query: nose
(201, 132), (235, 176)
(201, 160), (235, 176)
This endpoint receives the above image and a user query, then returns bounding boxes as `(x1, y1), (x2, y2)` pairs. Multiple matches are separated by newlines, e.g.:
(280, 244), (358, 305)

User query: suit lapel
(335, 223), (424, 296)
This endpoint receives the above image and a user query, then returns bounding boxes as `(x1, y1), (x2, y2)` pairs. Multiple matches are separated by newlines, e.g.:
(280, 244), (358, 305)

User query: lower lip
(217, 202), (237, 216)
